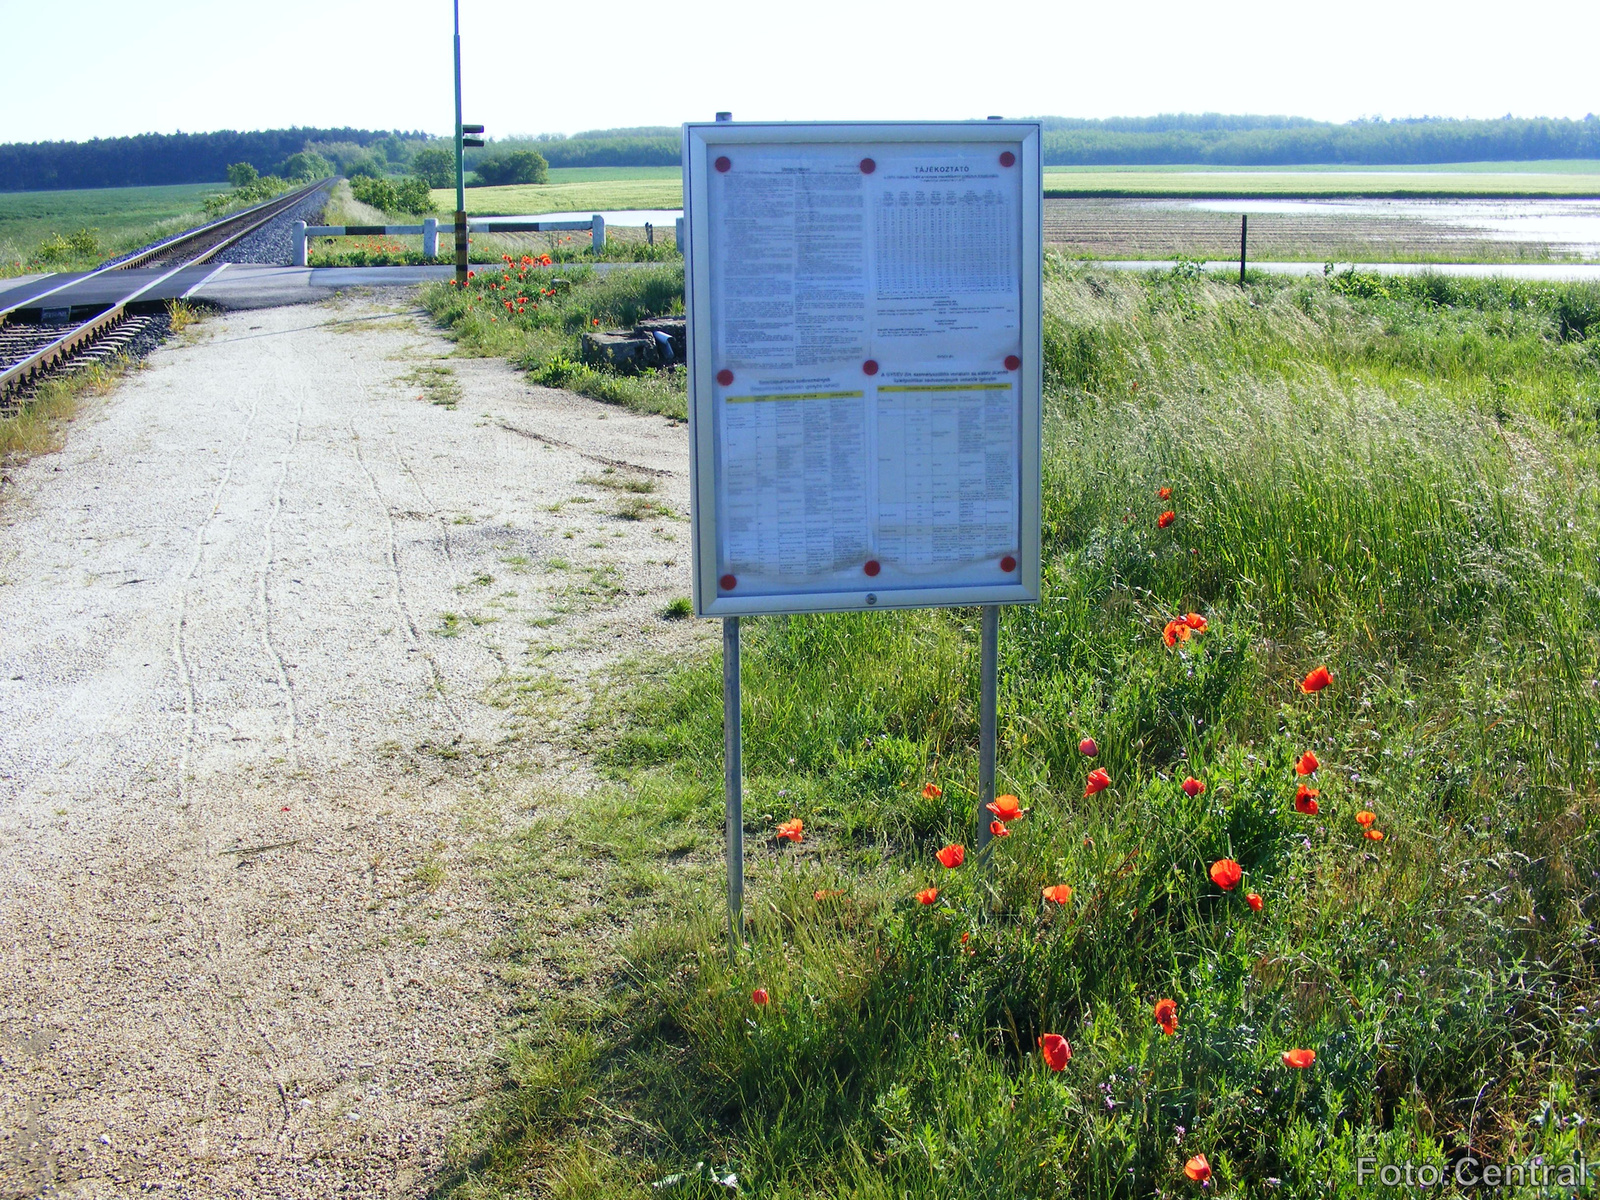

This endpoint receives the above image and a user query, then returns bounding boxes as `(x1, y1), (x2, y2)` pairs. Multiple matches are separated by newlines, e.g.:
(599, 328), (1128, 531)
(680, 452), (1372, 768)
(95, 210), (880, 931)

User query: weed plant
(447, 260), (1600, 1199)
(421, 263), (686, 419)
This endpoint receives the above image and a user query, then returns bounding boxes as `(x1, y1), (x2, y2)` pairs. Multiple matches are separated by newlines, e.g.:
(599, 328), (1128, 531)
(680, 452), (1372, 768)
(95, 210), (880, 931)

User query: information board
(683, 122), (1042, 616)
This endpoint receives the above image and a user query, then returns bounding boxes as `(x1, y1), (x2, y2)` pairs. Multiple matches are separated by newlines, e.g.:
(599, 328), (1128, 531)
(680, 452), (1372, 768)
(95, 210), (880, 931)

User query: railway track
(0, 178), (330, 403)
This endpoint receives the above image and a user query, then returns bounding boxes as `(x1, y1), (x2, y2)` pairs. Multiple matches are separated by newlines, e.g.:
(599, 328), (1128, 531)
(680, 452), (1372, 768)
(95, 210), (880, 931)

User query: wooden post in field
(1239, 214), (1248, 286)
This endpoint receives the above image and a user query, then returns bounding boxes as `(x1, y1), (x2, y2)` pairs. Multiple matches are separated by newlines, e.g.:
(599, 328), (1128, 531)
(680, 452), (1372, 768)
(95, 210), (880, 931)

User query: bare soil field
(1042, 198), (1582, 262)
(0, 297), (707, 1198)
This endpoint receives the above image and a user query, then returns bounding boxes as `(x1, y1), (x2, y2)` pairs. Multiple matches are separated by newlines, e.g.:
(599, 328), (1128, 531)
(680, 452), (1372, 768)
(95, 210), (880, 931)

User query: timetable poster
(706, 142), (1026, 600)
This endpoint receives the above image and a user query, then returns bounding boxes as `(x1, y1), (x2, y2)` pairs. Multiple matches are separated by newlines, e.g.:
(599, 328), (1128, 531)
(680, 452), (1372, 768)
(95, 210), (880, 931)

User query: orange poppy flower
(1079, 736), (1098, 757)
(1183, 612), (1207, 632)
(591, 318), (600, 326)
(1184, 1154), (1212, 1183)
(1181, 777), (1205, 798)
(989, 820), (1011, 837)
(751, 988), (769, 1005)
(1157, 510), (1176, 528)
(922, 783), (943, 799)
(1246, 892), (1263, 912)
(1158, 486), (1172, 500)
(960, 931), (970, 944)
(1154, 997), (1178, 1036)
(813, 888), (843, 901)
(1296, 751), (1319, 776)
(775, 818), (803, 842)
(916, 887), (939, 905)
(936, 843), (965, 869)
(1301, 665), (1332, 693)
(1084, 768), (1111, 797)
(1364, 829), (1385, 842)
(1282, 1048), (1316, 1069)
(1042, 884), (1073, 905)
(986, 794), (1023, 820)
(1293, 784), (1319, 814)
(1355, 810), (1376, 828)
(1038, 1033), (1072, 1071)
(1209, 858), (1242, 891)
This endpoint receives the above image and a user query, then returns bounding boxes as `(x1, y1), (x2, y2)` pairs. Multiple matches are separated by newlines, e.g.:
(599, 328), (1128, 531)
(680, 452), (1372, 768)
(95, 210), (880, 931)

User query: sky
(2, 0), (1597, 144)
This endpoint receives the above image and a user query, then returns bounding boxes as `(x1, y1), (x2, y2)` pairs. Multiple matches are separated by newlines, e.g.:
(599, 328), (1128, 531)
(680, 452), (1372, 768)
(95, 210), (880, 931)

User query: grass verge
(442, 259), (1600, 1198)
(1, 357), (130, 466)
(420, 263), (686, 420)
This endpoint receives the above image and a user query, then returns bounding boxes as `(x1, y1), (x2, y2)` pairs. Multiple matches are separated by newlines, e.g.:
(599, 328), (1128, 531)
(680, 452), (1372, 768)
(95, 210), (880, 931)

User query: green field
(1044, 160), (1600, 195)
(0, 182), (225, 276)
(433, 174), (681, 216)
(424, 261), (1600, 1197)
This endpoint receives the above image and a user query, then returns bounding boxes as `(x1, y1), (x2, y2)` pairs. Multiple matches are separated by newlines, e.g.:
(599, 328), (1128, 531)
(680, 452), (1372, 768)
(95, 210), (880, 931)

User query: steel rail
(0, 178), (328, 325)
(1, 179), (330, 398)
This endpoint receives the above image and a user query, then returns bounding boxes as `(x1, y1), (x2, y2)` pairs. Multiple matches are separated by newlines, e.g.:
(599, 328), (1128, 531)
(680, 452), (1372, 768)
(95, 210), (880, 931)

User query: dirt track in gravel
(0, 296), (708, 1198)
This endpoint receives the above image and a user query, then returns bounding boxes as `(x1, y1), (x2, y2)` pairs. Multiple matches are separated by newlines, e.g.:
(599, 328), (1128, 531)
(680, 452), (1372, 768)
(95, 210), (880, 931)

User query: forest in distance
(4, 113), (1600, 192)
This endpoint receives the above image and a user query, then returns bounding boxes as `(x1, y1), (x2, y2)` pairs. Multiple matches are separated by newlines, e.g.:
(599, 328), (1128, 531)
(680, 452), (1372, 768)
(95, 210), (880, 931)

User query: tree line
(4, 116), (1599, 191)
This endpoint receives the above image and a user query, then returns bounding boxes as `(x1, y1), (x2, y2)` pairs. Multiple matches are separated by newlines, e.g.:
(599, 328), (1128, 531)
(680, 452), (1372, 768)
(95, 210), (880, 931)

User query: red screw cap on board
(715, 156), (731, 172)
(1001, 555), (1017, 572)
(859, 158), (876, 174)
(1004, 355), (1021, 370)
(862, 360), (879, 376)
(863, 560), (881, 577)
(999, 151), (1016, 167)
(720, 574), (737, 590)
(716, 369), (734, 386)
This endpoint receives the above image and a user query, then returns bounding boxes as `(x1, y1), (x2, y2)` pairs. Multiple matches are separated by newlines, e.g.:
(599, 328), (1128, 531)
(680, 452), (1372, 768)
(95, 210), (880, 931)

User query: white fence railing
(293, 214), (621, 266)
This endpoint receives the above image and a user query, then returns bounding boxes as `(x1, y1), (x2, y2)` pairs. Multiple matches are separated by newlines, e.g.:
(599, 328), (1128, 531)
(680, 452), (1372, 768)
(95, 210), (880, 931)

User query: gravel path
(0, 297), (708, 1197)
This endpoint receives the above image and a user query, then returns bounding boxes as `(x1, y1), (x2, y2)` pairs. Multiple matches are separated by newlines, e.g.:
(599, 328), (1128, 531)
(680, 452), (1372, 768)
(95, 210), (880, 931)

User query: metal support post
(723, 616), (744, 959)
(422, 217), (438, 259)
(1239, 214), (1248, 286)
(975, 605), (999, 850)
(291, 221), (307, 268)
(591, 213), (606, 254)
(454, 210), (469, 281)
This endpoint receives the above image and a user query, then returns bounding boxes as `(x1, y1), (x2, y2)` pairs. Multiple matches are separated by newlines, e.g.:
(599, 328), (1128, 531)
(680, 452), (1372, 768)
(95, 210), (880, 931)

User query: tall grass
(448, 261), (1600, 1199)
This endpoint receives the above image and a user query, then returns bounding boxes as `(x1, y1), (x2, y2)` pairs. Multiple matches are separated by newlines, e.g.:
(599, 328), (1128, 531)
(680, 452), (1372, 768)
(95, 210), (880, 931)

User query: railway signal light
(462, 123), (484, 148)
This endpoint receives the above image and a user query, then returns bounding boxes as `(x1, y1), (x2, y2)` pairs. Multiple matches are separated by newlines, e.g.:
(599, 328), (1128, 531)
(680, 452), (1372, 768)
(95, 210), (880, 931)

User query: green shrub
(278, 150), (331, 181)
(472, 149), (549, 186)
(225, 161), (258, 187)
(349, 175), (436, 216)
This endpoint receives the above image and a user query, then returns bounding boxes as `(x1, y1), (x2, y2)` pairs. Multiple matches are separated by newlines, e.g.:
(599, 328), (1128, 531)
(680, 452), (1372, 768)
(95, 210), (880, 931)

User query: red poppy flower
(591, 318), (600, 326)
(989, 820), (1011, 837)
(921, 783), (943, 799)
(1163, 619), (1192, 647)
(1355, 810), (1375, 828)
(1183, 612), (1208, 632)
(1154, 997), (1178, 1035)
(1157, 510), (1176, 528)
(813, 888), (843, 901)
(1293, 784), (1319, 814)
(960, 931), (970, 944)
(1181, 777), (1205, 798)
(1282, 1048), (1316, 1069)
(1042, 884), (1073, 905)
(775, 818), (803, 843)
(986, 794), (1023, 820)
(1296, 751), (1319, 776)
(1209, 858), (1242, 891)
(1364, 829), (1385, 842)
(1301, 665), (1332, 693)
(751, 988), (769, 1005)
(936, 843), (965, 869)
(1184, 1154), (1211, 1183)
(1079, 737), (1098, 757)
(1038, 1033), (1072, 1071)
(916, 887), (939, 905)
(1084, 768), (1112, 797)
(1246, 892), (1263, 912)
(1158, 486), (1172, 500)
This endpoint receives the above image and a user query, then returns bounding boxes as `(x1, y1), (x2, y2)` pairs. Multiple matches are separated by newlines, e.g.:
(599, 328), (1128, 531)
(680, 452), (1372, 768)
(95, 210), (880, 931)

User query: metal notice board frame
(682, 118), (1043, 955)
